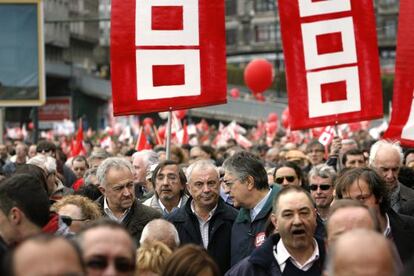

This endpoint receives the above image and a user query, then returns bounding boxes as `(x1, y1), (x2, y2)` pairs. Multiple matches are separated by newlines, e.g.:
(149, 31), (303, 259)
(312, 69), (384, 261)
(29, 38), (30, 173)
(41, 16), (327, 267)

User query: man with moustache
(226, 185), (325, 275)
(96, 157), (161, 245)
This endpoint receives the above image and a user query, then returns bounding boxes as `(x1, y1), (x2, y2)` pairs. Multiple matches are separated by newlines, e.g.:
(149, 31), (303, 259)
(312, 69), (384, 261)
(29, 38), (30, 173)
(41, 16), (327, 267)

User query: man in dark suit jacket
(336, 167), (414, 264)
(96, 157), (161, 245)
(167, 160), (238, 274)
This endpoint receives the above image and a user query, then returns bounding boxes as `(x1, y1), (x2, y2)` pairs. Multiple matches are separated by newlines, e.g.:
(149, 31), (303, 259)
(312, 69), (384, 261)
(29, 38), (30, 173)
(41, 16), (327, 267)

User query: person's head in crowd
(77, 219), (136, 276)
(160, 244), (220, 276)
(266, 167), (276, 185)
(186, 159), (220, 209)
(84, 167), (99, 186)
(170, 145), (187, 164)
(398, 166), (414, 189)
(326, 229), (399, 276)
(222, 151), (269, 208)
(340, 138), (359, 154)
(335, 167), (389, 216)
(51, 195), (102, 233)
(0, 174), (50, 246)
(342, 148), (366, 168)
(5, 234), (85, 276)
(265, 147), (280, 165)
(88, 150), (111, 169)
(28, 144), (37, 158)
(27, 154), (58, 197)
(131, 150), (158, 189)
(14, 142), (28, 162)
(369, 140), (403, 192)
(273, 161), (304, 187)
(0, 144), (9, 160)
(189, 145), (215, 164)
(284, 149), (309, 169)
(308, 164), (336, 220)
(97, 157), (135, 217)
(136, 240), (172, 276)
(270, 186), (317, 261)
(36, 140), (57, 158)
(140, 219), (180, 251)
(404, 149), (414, 168)
(72, 155), (89, 179)
(75, 183), (102, 201)
(15, 164), (48, 193)
(306, 140), (325, 166)
(326, 199), (377, 246)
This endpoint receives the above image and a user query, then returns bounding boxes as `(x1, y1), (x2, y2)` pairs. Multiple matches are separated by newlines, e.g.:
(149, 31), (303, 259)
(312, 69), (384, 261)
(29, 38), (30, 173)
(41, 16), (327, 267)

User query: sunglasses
(86, 257), (135, 273)
(275, 176), (296, 184)
(309, 184), (331, 191)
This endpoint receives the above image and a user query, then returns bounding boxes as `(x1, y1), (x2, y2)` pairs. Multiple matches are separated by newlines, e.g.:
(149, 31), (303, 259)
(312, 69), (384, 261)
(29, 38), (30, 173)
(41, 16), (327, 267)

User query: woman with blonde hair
(136, 240), (172, 276)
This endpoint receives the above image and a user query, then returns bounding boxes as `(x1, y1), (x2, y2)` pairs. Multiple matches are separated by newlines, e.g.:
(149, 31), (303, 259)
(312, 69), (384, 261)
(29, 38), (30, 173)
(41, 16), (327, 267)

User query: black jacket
(167, 197), (238, 274)
(97, 197), (161, 246)
(388, 208), (414, 264)
(225, 234), (326, 276)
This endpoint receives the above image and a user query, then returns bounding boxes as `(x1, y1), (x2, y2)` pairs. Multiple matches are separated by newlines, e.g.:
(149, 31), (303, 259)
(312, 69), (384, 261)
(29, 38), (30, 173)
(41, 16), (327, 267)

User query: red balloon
(174, 109), (187, 120)
(230, 88), (240, 99)
(255, 93), (265, 102)
(143, 117), (154, 126)
(244, 59), (274, 94)
(267, 112), (278, 123)
(282, 107), (290, 129)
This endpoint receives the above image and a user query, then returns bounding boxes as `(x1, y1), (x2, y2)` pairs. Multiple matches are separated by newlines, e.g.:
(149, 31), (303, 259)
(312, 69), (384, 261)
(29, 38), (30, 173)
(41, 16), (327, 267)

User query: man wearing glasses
(96, 157), (161, 245)
(78, 219), (136, 276)
(335, 167), (414, 265)
(308, 164), (336, 221)
(144, 160), (189, 216)
(222, 151), (280, 266)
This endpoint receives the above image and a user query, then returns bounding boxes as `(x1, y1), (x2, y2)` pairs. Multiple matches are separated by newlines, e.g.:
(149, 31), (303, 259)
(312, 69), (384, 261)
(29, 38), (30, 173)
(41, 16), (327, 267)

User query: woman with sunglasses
(272, 161), (304, 187)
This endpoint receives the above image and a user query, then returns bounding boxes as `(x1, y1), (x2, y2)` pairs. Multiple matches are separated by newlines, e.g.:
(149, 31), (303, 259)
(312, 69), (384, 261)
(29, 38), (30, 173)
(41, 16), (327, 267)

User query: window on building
(254, 23), (276, 43)
(225, 0), (237, 16)
(254, 0), (276, 13)
(226, 28), (237, 46)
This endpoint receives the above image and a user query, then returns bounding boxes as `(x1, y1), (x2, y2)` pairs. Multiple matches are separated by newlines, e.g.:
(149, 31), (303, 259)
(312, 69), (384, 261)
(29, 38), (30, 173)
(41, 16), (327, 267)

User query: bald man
(140, 218), (180, 251)
(7, 235), (84, 276)
(326, 199), (377, 245)
(328, 229), (399, 276)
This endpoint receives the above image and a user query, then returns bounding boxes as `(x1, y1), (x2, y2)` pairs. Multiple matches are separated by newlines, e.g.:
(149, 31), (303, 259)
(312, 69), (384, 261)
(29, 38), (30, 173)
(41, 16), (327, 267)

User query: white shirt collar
(103, 197), (130, 222)
(190, 200), (218, 222)
(383, 213), (392, 238)
(250, 189), (271, 221)
(274, 238), (319, 272)
(158, 197), (183, 215)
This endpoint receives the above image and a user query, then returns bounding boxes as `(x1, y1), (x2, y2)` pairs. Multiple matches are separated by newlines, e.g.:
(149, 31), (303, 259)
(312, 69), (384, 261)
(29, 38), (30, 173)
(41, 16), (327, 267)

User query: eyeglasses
(309, 184), (331, 191)
(60, 216), (88, 226)
(275, 176), (296, 184)
(85, 256), (135, 273)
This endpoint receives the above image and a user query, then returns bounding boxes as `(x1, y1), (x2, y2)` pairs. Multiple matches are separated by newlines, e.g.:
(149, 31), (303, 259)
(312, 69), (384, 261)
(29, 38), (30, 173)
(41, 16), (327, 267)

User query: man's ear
(98, 185), (106, 195)
(8, 207), (22, 225)
(246, 175), (255, 191)
(270, 213), (278, 232)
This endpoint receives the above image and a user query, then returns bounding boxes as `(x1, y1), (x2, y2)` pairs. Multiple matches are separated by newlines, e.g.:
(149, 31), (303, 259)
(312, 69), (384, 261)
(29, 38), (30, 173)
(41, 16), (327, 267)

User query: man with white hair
(167, 159), (238, 274)
(140, 218), (180, 251)
(131, 150), (158, 200)
(369, 140), (414, 213)
(96, 157), (161, 245)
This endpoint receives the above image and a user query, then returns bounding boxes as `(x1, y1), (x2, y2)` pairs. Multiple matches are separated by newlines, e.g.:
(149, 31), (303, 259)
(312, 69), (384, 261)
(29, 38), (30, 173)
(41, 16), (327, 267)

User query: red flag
(182, 121), (189, 145)
(383, 0), (414, 146)
(136, 126), (152, 151)
(318, 126), (336, 146)
(71, 119), (85, 157)
(278, 0), (382, 130)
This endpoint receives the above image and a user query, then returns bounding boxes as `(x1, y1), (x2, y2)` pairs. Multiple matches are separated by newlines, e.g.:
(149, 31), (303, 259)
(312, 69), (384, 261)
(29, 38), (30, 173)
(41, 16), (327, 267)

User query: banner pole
(166, 110), (172, 160)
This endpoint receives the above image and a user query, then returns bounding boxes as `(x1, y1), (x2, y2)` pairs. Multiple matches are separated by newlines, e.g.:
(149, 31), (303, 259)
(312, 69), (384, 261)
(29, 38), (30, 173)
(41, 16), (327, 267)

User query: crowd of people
(1, 127), (414, 275)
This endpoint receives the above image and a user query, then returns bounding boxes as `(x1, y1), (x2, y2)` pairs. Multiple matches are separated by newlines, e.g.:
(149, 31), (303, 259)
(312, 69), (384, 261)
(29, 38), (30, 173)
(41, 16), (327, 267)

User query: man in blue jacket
(222, 151), (280, 266)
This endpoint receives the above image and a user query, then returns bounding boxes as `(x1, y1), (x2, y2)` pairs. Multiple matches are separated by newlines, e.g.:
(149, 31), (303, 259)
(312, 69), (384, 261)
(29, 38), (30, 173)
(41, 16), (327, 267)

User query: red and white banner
(110, 0), (227, 115)
(383, 0), (414, 147)
(278, 0), (383, 130)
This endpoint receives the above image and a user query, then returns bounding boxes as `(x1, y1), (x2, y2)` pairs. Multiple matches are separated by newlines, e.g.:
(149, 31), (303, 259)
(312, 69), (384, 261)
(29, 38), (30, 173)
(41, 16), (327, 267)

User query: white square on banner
(298, 0), (351, 17)
(301, 17), (357, 70)
(135, 0), (199, 46)
(307, 66), (361, 118)
(136, 49), (201, 100)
